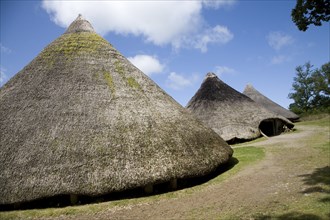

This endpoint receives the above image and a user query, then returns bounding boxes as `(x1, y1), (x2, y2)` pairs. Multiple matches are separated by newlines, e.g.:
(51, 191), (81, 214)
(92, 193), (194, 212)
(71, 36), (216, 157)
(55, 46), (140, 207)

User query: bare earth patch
(4, 121), (330, 219)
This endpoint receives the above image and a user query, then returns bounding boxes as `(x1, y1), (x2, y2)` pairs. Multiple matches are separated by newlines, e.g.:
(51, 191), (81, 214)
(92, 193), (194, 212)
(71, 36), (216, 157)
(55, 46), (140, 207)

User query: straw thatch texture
(186, 73), (294, 142)
(243, 84), (300, 122)
(0, 16), (233, 205)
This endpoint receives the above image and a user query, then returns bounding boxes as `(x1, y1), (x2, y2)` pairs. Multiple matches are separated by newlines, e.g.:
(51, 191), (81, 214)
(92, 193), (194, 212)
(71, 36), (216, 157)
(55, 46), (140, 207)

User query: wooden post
(273, 119), (277, 135)
(144, 183), (153, 194)
(170, 178), (177, 190)
(70, 194), (78, 205)
(13, 203), (20, 210)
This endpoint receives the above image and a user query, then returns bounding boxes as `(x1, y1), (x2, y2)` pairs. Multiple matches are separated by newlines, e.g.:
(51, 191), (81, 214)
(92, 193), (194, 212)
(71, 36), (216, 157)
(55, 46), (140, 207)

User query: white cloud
(0, 43), (11, 54)
(166, 72), (199, 90)
(202, 0), (236, 9)
(42, 1), (201, 45)
(41, 1), (233, 51)
(214, 65), (236, 76)
(0, 66), (8, 87)
(193, 25), (233, 53)
(128, 55), (164, 76)
(307, 42), (315, 48)
(271, 55), (291, 64)
(267, 31), (294, 50)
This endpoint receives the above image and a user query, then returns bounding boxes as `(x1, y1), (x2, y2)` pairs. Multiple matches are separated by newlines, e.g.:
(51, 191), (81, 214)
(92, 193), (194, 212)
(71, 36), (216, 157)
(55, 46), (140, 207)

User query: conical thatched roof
(186, 73), (294, 143)
(0, 15), (233, 206)
(243, 84), (300, 122)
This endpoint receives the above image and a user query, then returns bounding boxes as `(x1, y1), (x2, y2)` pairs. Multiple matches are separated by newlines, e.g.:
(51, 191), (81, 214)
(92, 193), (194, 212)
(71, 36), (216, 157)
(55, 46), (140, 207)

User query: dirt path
(44, 124), (330, 219)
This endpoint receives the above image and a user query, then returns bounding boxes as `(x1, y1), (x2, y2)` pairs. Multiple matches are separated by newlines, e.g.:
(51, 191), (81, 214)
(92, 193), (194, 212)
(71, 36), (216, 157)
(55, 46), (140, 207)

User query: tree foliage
(291, 0), (330, 31)
(289, 62), (330, 114)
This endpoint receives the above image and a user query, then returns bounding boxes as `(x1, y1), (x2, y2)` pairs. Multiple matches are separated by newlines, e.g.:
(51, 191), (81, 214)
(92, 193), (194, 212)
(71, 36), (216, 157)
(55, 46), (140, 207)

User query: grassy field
(250, 116), (330, 220)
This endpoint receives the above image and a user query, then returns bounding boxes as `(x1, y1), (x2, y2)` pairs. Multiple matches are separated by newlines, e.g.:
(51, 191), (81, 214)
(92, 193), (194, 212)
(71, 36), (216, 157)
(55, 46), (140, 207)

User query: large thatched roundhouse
(243, 84), (300, 122)
(0, 15), (233, 206)
(186, 73), (294, 143)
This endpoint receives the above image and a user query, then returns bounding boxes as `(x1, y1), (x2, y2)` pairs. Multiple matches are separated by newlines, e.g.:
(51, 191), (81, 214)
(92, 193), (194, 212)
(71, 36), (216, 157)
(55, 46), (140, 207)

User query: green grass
(207, 146), (265, 185)
(292, 115), (329, 135)
(0, 147), (265, 220)
(250, 194), (330, 220)
(225, 119), (330, 220)
(298, 114), (329, 127)
(299, 112), (330, 121)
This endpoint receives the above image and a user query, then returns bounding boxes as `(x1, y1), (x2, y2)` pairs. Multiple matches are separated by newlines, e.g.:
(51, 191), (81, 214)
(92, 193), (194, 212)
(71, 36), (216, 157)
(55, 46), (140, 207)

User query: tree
(311, 62), (330, 107)
(289, 62), (314, 112)
(288, 62), (330, 114)
(291, 0), (330, 31)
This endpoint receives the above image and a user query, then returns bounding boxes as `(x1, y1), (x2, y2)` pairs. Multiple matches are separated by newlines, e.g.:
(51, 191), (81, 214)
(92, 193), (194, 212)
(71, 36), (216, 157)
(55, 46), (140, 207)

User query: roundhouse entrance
(259, 119), (284, 137)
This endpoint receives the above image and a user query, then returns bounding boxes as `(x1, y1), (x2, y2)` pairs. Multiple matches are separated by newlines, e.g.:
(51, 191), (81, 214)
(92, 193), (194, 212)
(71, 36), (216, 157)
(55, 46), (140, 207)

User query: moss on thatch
(103, 71), (115, 95)
(243, 84), (300, 122)
(127, 77), (142, 90)
(0, 15), (233, 207)
(186, 73), (294, 142)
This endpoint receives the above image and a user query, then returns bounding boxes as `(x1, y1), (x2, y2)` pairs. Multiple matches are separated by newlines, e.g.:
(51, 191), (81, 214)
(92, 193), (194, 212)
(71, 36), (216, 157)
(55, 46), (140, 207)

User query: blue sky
(1, 0), (329, 108)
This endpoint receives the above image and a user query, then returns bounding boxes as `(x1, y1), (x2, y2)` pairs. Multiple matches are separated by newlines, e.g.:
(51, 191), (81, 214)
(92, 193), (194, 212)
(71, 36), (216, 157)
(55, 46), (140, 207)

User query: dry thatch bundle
(186, 73), (294, 143)
(243, 84), (300, 122)
(0, 15), (233, 206)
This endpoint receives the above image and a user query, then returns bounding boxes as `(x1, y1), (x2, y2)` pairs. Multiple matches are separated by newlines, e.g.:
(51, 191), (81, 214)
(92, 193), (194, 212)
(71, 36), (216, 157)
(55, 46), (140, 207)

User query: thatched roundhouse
(243, 84), (300, 122)
(0, 15), (233, 206)
(186, 73), (294, 143)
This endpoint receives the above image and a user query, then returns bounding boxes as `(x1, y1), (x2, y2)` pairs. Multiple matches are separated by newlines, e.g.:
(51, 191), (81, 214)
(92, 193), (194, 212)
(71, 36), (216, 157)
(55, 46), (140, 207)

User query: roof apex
(205, 72), (217, 79)
(203, 72), (218, 82)
(244, 83), (255, 90)
(65, 14), (95, 34)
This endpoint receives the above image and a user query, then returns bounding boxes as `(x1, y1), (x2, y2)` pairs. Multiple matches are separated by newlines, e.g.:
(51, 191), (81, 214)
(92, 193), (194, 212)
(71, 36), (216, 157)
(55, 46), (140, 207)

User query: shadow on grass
(254, 166), (330, 220)
(299, 166), (330, 186)
(254, 211), (323, 220)
(0, 157), (239, 211)
(298, 166), (330, 201)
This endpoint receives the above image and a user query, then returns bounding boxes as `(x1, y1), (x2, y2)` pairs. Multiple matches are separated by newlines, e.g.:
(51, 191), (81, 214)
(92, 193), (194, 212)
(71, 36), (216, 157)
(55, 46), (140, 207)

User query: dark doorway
(259, 119), (275, 136)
